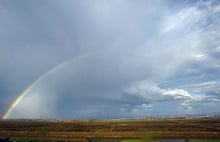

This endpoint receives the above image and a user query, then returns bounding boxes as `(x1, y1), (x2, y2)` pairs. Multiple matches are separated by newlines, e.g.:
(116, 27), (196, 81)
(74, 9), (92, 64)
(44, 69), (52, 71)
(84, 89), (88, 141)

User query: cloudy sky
(1, 0), (220, 119)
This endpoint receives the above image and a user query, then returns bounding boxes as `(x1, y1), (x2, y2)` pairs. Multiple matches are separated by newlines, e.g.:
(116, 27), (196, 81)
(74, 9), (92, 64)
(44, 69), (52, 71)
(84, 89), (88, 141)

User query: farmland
(0, 117), (220, 141)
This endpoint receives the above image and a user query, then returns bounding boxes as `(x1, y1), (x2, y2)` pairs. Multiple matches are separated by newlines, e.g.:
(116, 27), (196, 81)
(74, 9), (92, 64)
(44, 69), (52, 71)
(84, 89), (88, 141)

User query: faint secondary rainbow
(2, 50), (100, 119)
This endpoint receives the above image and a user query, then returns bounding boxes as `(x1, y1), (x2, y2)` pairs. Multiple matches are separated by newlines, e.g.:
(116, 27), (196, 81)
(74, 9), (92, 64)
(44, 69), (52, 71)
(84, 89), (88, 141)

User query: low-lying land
(0, 117), (220, 141)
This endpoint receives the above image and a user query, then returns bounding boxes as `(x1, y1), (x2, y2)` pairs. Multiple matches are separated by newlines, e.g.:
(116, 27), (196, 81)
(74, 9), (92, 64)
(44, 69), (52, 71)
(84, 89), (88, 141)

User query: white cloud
(161, 6), (204, 34)
(160, 0), (220, 35)
(125, 81), (162, 101)
(213, 4), (220, 13)
(163, 89), (192, 100)
(193, 53), (207, 61)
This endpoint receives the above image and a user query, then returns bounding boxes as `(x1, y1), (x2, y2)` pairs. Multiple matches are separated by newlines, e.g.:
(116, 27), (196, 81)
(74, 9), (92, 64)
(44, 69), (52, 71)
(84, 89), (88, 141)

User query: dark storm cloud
(0, 78), (11, 115)
(0, 0), (81, 117)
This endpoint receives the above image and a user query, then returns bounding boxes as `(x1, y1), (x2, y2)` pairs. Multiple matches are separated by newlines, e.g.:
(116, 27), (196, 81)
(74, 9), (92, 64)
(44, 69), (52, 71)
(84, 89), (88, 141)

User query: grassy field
(0, 117), (220, 141)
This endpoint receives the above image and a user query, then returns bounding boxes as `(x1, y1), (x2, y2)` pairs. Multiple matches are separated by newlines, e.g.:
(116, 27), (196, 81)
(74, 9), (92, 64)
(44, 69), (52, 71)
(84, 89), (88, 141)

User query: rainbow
(2, 50), (100, 119)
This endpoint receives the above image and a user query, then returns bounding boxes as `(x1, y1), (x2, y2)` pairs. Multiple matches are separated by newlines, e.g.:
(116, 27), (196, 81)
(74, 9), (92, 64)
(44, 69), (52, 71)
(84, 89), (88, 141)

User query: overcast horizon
(1, 0), (220, 119)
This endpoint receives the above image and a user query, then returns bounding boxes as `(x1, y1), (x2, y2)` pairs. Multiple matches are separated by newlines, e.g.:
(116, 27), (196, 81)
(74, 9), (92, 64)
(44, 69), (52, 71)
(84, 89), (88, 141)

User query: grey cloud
(2, 0), (220, 119)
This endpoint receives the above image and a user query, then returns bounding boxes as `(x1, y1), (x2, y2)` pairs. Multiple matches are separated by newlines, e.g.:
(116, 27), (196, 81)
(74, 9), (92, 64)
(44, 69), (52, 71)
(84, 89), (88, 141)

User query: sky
(1, 0), (220, 119)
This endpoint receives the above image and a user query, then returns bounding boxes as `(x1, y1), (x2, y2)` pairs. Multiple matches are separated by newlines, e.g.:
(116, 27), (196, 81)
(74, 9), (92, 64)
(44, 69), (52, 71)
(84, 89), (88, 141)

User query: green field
(1, 117), (220, 141)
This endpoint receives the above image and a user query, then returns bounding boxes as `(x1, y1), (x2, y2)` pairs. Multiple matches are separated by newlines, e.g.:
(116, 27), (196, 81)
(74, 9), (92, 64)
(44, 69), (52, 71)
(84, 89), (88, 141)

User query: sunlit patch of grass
(89, 139), (121, 142)
(139, 131), (153, 142)
(122, 139), (142, 142)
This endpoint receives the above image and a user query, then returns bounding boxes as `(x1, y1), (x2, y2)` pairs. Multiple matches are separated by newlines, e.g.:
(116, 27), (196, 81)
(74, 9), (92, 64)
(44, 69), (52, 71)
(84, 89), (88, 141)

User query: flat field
(0, 117), (220, 141)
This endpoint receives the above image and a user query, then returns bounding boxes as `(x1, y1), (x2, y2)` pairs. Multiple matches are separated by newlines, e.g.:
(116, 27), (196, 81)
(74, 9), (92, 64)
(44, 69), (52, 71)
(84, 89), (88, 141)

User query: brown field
(0, 117), (220, 141)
